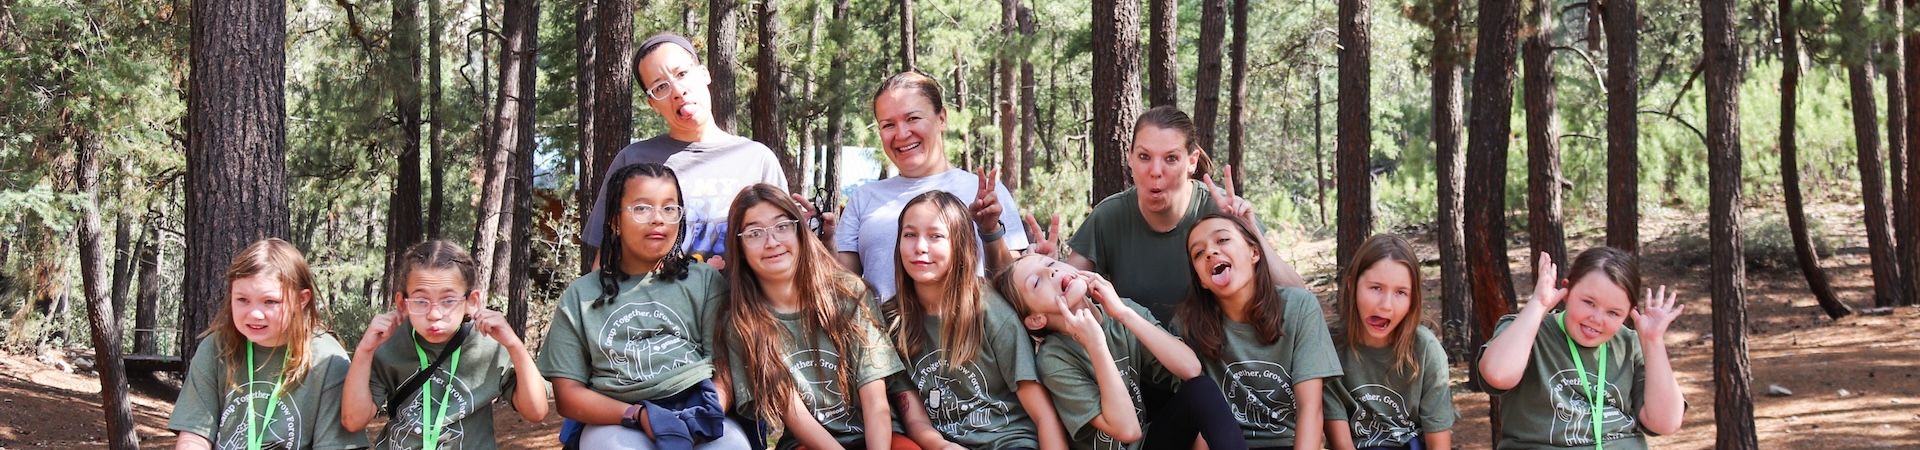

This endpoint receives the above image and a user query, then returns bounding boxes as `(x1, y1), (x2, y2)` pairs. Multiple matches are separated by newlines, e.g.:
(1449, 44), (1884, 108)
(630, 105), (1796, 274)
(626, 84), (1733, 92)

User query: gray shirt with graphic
(168, 333), (368, 450)
(1171, 287), (1343, 449)
(895, 288), (1042, 450)
(1035, 297), (1173, 450)
(537, 265), (725, 403)
(1324, 326), (1457, 448)
(581, 134), (789, 261)
(368, 323), (520, 450)
(1481, 313), (1649, 450)
(726, 291), (905, 450)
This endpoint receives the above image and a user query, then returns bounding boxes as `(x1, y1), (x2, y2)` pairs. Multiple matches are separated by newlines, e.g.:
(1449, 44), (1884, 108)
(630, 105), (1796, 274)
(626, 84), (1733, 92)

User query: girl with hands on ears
(341, 240), (549, 450)
(1475, 247), (1687, 449)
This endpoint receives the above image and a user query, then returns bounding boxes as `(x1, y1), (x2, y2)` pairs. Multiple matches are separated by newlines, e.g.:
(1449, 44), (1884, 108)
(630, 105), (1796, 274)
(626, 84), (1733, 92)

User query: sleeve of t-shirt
(759, 146), (789, 191)
(992, 181), (1029, 251)
(1065, 206), (1102, 267)
(1322, 375), (1352, 422)
(167, 338), (226, 438)
(857, 311), (907, 386)
(1416, 331), (1458, 432)
(724, 345), (755, 409)
(1282, 287), (1343, 382)
(314, 354), (372, 450)
(693, 267), (728, 356)
(582, 151), (641, 249)
(990, 303), (1040, 384)
(495, 343), (520, 406)
(1475, 314), (1522, 396)
(367, 348), (395, 412)
(1035, 343), (1102, 438)
(1630, 337), (1659, 436)
(835, 193), (866, 254)
(536, 284), (592, 383)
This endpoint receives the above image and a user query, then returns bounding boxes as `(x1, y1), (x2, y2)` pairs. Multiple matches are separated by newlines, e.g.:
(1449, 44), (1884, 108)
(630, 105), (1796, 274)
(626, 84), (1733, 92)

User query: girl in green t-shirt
(167, 238), (367, 450)
(886, 190), (1068, 450)
(1323, 235), (1455, 450)
(1177, 214), (1344, 450)
(339, 240), (551, 449)
(1477, 248), (1685, 450)
(712, 184), (911, 450)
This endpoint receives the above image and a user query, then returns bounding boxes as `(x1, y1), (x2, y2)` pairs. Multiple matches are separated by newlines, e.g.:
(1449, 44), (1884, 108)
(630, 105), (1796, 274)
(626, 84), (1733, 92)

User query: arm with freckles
(1635, 286), (1687, 435)
(1479, 252), (1564, 391)
(859, 381), (895, 450)
(1291, 378), (1326, 450)
(1016, 381), (1070, 450)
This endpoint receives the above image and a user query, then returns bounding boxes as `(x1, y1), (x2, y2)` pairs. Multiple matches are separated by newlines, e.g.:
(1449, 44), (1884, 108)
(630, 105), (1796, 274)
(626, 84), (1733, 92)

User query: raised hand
(358, 311), (401, 352)
(1077, 270), (1119, 308)
(969, 168), (1005, 234)
(1023, 213), (1061, 258)
(1057, 298), (1106, 345)
(472, 308), (526, 350)
(1632, 285), (1684, 339)
(1529, 252), (1567, 311)
(1203, 166), (1255, 222)
(791, 193), (838, 239)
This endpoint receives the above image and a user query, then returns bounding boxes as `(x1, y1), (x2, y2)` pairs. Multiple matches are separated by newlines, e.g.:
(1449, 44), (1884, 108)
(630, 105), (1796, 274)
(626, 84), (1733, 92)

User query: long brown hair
(1335, 234), (1424, 375)
(1563, 246), (1643, 327)
(1176, 213), (1285, 361)
(203, 238), (330, 392)
(887, 190), (987, 368)
(713, 184), (876, 427)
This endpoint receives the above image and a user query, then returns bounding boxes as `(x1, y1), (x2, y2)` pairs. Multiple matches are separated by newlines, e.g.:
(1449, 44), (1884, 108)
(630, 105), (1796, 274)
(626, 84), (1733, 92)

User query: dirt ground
(2, 206), (1917, 449)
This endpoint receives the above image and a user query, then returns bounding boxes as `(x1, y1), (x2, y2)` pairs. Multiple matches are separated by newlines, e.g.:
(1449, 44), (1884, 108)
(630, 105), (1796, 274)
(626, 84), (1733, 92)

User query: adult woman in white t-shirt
(830, 71), (1029, 301)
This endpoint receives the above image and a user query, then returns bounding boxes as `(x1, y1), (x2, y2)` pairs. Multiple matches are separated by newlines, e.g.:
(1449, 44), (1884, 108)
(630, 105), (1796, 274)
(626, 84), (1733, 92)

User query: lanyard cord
(413, 334), (464, 450)
(245, 343), (286, 450)
(1559, 313), (1608, 450)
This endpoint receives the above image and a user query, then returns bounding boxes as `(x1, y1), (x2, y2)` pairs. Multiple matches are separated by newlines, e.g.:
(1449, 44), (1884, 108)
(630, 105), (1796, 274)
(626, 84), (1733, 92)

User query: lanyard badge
(413, 334), (464, 450)
(1559, 313), (1608, 450)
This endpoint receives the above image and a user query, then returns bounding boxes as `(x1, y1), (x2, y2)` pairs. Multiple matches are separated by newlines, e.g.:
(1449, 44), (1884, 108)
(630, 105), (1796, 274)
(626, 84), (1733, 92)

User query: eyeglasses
(626, 203), (685, 223)
(737, 219), (801, 246)
(645, 66), (711, 101)
(403, 297), (466, 315)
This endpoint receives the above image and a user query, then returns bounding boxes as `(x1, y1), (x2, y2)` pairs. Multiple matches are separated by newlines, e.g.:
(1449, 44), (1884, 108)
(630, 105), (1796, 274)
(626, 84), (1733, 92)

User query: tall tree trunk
(1703, 0), (1758, 444)
(185, 0), (290, 364)
(428, 0), (446, 238)
(998, 0), (1021, 190)
(711, 0), (741, 132)
(108, 212), (133, 328)
(590, 0), (633, 261)
(1605, 0), (1640, 253)
(575, 0), (599, 274)
(1431, 0), (1470, 361)
(753, 0), (798, 189)
(1314, 75), (1328, 225)
(133, 234), (161, 356)
(1466, 0), (1521, 436)
(1846, 0), (1906, 308)
(823, 0), (852, 207)
(385, 0), (426, 295)
(1228, 0), (1249, 193)
(1779, 0), (1853, 319)
(1193, 0), (1228, 156)
(506, 0), (537, 335)
(1020, 6), (1038, 190)
(899, 0), (916, 71)
(475, 0), (536, 303)
(1888, 0), (1913, 307)
(74, 128), (138, 450)
(1146, 0), (1177, 107)
(1091, 0), (1142, 203)
(1909, 0), (1920, 307)
(1335, 0), (1372, 268)
(1524, 0), (1566, 282)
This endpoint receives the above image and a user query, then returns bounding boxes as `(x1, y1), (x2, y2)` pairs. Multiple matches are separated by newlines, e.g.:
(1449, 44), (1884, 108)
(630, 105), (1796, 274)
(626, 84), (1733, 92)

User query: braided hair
(595, 163), (694, 308)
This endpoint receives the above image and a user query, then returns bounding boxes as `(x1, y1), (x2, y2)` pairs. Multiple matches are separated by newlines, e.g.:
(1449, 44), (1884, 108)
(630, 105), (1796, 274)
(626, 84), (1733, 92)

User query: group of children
(166, 67), (1686, 450)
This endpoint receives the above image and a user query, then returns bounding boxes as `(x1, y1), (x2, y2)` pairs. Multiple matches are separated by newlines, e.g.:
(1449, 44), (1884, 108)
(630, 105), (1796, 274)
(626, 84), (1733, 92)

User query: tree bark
(590, 0), (633, 261)
(185, 0), (290, 364)
(575, 0), (599, 274)
(752, 0), (798, 189)
(1335, 0), (1372, 268)
(1846, 0), (1906, 308)
(428, 0), (446, 238)
(1703, 0), (1758, 444)
(1779, 0), (1853, 319)
(385, 0), (426, 295)
(1020, 6), (1038, 191)
(823, 0), (852, 207)
(1091, 0), (1142, 203)
(1605, 0), (1640, 253)
(1524, 0), (1566, 283)
(899, 0), (916, 71)
(506, 0), (537, 335)
(1909, 0), (1920, 307)
(711, 0), (741, 132)
(1431, 0), (1470, 361)
(1146, 0), (1177, 107)
(108, 211), (133, 328)
(73, 130), (138, 450)
(1315, 75), (1327, 225)
(1193, 0), (1228, 156)
(1228, 0), (1249, 193)
(474, 0), (536, 303)
(1466, 0), (1521, 435)
(1888, 0), (1913, 308)
(998, 0), (1021, 190)
(133, 234), (161, 356)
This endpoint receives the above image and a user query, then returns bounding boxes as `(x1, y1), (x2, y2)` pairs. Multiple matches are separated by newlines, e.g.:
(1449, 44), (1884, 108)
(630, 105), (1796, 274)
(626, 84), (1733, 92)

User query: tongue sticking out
(678, 104), (696, 121)
(1209, 263), (1233, 288)
(1366, 316), (1391, 330)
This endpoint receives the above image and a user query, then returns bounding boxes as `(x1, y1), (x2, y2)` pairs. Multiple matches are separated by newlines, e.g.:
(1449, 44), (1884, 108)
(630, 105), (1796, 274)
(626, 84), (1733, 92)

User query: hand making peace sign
(969, 168), (1005, 234)
(1203, 165), (1256, 223)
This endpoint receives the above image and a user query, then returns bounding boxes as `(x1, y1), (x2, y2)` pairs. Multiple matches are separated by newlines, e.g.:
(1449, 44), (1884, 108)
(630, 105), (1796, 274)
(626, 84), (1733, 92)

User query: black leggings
(1139, 375), (1248, 450)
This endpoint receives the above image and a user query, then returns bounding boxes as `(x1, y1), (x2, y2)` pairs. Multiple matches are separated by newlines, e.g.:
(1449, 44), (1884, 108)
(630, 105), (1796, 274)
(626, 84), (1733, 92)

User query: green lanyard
(1559, 313), (1608, 450)
(412, 334), (464, 450)
(245, 343), (285, 450)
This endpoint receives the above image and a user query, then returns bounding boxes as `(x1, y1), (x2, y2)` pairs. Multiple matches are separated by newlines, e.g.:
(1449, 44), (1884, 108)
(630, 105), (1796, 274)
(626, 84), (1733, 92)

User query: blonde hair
(202, 238), (330, 391)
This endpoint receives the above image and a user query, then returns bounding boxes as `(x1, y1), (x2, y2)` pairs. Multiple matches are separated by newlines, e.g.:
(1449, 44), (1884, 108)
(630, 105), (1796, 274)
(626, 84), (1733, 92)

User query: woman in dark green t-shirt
(712, 184), (913, 450)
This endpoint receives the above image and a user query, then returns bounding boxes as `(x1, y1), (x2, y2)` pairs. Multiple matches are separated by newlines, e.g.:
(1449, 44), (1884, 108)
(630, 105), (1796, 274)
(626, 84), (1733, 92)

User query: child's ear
(1022, 314), (1047, 332)
(465, 290), (484, 315)
(298, 289), (314, 308)
(393, 292), (409, 312)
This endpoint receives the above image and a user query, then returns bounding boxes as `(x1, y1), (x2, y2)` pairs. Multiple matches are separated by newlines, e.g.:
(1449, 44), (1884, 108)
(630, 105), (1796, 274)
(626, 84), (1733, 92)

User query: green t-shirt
(897, 288), (1042, 450)
(725, 291), (906, 450)
(367, 323), (520, 449)
(1035, 297), (1174, 450)
(1481, 313), (1649, 450)
(537, 265), (725, 403)
(168, 333), (368, 450)
(1323, 326), (1457, 448)
(1171, 287), (1343, 449)
(1066, 180), (1219, 320)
